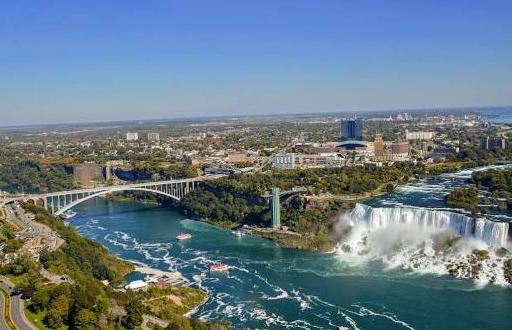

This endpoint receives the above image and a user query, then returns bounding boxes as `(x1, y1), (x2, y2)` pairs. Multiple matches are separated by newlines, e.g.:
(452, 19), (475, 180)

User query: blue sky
(1, 0), (511, 125)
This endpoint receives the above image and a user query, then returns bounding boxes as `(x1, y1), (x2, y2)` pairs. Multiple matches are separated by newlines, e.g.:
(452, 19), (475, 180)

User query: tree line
(179, 166), (413, 233)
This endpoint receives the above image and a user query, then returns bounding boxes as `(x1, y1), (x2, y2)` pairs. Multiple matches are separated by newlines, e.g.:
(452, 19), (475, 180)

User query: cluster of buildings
(123, 269), (187, 292)
(366, 112), (413, 122)
(126, 132), (160, 142)
(2, 112), (508, 181)
(273, 148), (343, 169)
(480, 135), (506, 150)
(273, 118), (422, 169)
(272, 112), (510, 171)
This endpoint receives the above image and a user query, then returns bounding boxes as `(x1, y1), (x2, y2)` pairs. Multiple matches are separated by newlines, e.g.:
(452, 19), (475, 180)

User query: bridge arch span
(55, 187), (180, 216)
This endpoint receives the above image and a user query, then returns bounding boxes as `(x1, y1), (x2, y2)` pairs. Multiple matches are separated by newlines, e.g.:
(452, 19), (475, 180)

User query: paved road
(5, 203), (64, 253)
(0, 285), (11, 329)
(0, 277), (37, 330)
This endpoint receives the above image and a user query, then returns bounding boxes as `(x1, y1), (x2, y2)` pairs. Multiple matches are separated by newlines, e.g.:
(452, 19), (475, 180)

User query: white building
(405, 130), (434, 141)
(273, 153), (296, 169)
(273, 152), (347, 169)
(125, 280), (148, 290)
(147, 132), (160, 142)
(126, 132), (139, 141)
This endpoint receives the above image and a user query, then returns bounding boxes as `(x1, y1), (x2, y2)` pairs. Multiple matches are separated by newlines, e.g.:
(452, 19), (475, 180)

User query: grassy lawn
(3, 274), (23, 286)
(24, 305), (67, 330)
(24, 308), (47, 330)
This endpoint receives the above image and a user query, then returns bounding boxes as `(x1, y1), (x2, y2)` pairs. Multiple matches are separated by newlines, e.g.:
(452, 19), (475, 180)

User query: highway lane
(0, 284), (11, 329)
(0, 277), (37, 330)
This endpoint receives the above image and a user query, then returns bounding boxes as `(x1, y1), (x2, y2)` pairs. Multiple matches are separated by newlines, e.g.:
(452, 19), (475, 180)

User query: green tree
(124, 298), (144, 329)
(93, 295), (109, 315)
(73, 309), (98, 330)
(0, 222), (18, 240)
(445, 187), (479, 212)
(29, 287), (50, 313)
(167, 316), (192, 330)
(3, 238), (23, 253)
(45, 294), (69, 328)
(15, 272), (42, 298)
(4, 254), (38, 275)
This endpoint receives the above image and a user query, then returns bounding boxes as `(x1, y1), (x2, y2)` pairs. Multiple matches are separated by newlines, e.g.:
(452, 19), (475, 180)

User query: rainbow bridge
(4, 175), (223, 216)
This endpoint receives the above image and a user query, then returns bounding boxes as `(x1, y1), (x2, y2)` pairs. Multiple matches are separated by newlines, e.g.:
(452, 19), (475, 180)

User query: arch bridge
(27, 176), (222, 216)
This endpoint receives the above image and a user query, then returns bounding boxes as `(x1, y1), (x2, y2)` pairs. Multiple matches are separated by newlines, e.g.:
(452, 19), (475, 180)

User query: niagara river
(68, 165), (512, 329)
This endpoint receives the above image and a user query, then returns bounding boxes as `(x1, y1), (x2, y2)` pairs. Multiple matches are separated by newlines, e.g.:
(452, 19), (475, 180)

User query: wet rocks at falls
(335, 204), (512, 286)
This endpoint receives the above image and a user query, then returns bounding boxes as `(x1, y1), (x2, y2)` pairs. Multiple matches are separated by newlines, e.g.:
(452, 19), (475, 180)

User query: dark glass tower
(340, 118), (363, 141)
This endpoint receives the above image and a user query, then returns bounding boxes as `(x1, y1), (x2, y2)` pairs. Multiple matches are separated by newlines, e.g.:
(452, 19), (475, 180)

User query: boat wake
(97, 225), (420, 329)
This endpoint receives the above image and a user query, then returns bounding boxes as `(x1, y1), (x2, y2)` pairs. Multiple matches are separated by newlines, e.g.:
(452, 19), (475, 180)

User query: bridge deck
(25, 174), (224, 199)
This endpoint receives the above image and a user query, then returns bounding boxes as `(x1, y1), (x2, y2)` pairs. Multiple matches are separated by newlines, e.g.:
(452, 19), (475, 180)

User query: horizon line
(1, 104), (509, 130)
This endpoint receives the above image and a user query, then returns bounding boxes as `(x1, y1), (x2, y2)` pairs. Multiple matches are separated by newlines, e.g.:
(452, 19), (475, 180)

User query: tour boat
(210, 262), (229, 272)
(176, 233), (192, 240)
(61, 210), (77, 219)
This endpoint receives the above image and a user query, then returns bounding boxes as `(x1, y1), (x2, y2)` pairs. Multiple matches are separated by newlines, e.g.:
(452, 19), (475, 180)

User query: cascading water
(474, 218), (510, 248)
(350, 203), (509, 248)
(336, 204), (512, 286)
(351, 204), (472, 236)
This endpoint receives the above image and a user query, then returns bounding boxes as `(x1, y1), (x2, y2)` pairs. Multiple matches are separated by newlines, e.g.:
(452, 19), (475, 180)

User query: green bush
(445, 187), (479, 212)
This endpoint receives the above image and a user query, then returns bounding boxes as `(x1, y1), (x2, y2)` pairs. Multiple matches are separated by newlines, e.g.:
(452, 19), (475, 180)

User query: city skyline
(1, 0), (512, 125)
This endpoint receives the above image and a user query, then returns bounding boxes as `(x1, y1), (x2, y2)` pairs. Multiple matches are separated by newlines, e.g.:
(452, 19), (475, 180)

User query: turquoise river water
(69, 166), (512, 330)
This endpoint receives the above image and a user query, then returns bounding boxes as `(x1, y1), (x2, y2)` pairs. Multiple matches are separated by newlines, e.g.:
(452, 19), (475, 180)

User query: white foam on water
(337, 311), (361, 330)
(103, 230), (177, 267)
(335, 204), (512, 287)
(441, 164), (512, 179)
(347, 304), (416, 330)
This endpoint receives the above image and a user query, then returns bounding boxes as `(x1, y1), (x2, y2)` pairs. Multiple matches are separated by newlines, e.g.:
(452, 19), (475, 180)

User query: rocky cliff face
(113, 168), (153, 181)
(73, 163), (104, 186)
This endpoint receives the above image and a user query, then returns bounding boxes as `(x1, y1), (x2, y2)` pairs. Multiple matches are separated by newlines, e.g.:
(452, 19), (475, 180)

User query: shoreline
(122, 259), (210, 317)
(183, 294), (209, 318)
(122, 258), (189, 285)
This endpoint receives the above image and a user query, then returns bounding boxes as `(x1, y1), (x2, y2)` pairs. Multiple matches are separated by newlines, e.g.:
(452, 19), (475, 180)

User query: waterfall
(474, 218), (509, 248)
(350, 204), (509, 248)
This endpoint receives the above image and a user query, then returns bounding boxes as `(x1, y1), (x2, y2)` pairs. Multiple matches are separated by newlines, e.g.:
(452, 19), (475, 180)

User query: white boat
(232, 230), (243, 238)
(61, 210), (77, 219)
(176, 233), (192, 240)
(210, 262), (229, 272)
